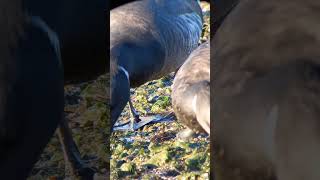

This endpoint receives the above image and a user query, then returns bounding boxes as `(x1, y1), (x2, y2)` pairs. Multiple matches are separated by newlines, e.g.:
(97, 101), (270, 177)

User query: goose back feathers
(110, 0), (203, 85)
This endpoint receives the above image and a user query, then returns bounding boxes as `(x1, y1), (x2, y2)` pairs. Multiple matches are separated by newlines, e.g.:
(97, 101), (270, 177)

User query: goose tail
(192, 80), (210, 134)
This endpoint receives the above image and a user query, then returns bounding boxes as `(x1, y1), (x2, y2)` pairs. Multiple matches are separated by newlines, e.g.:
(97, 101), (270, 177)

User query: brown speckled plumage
(172, 41), (210, 134)
(213, 0), (320, 179)
(110, 0), (203, 84)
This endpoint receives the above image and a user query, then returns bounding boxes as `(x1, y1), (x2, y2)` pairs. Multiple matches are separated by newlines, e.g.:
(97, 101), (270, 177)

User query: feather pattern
(110, 0), (203, 81)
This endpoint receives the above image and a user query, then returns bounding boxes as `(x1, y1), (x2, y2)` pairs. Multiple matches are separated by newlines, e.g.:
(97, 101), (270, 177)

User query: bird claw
(113, 113), (176, 131)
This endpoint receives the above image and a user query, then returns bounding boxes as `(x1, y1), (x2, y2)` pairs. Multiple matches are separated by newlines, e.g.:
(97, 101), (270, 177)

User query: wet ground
(110, 73), (210, 180)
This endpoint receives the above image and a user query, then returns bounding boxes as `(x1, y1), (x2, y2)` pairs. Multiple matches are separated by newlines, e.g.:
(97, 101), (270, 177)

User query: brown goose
(172, 41), (210, 138)
(213, 0), (320, 179)
(110, 0), (203, 131)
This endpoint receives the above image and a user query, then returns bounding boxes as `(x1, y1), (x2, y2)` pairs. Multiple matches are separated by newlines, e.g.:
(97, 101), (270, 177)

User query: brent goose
(0, 2), (63, 179)
(29, 0), (107, 177)
(0, 0), (107, 179)
(110, 0), (203, 130)
(27, 1), (107, 178)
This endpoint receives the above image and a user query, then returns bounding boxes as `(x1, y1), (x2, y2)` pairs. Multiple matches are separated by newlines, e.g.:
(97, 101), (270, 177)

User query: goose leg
(57, 118), (96, 179)
(111, 66), (145, 131)
(111, 66), (131, 131)
(112, 65), (173, 131)
(115, 92), (175, 131)
(128, 97), (142, 130)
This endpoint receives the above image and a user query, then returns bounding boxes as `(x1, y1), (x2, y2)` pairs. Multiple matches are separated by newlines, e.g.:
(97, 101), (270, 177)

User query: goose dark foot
(58, 119), (96, 180)
(130, 116), (145, 131)
(62, 159), (96, 180)
(130, 114), (142, 131)
(75, 165), (96, 180)
(113, 112), (176, 131)
(128, 97), (142, 130)
(112, 118), (148, 131)
(128, 99), (141, 122)
(132, 112), (176, 130)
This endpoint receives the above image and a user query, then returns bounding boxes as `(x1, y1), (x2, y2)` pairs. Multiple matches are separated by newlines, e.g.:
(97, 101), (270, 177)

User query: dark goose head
(213, 0), (320, 179)
(0, 3), (64, 178)
(172, 41), (210, 135)
(110, 0), (204, 128)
